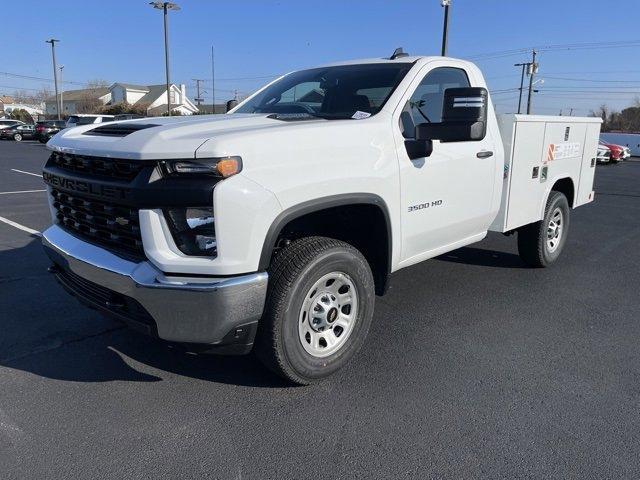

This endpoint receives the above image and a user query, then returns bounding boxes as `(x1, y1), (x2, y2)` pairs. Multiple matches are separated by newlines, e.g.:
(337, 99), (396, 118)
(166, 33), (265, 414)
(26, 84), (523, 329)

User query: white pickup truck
(42, 52), (601, 384)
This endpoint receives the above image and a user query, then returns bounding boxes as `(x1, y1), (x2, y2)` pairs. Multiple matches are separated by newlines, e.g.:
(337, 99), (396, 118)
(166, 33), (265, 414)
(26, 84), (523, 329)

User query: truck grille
(51, 188), (144, 258)
(50, 151), (146, 181)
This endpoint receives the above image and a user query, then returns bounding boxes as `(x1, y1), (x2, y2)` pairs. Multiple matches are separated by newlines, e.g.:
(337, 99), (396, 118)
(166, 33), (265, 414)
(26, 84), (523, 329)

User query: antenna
(390, 47), (409, 60)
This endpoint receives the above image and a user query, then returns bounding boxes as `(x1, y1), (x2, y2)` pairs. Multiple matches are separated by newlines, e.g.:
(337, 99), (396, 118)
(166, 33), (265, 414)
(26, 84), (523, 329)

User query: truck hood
(47, 114), (324, 159)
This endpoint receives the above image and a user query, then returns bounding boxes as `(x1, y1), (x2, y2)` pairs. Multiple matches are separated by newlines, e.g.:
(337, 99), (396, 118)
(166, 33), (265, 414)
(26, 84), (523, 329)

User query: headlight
(162, 156), (242, 178)
(164, 207), (216, 256)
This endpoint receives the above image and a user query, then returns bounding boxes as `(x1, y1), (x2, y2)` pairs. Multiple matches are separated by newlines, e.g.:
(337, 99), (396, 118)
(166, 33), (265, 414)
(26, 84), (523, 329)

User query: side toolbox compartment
(490, 114), (602, 233)
(575, 122), (600, 206)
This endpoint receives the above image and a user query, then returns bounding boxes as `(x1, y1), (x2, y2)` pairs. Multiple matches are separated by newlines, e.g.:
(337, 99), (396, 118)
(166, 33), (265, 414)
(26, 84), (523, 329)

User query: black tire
(13, 133), (22, 142)
(517, 191), (570, 267)
(255, 236), (375, 385)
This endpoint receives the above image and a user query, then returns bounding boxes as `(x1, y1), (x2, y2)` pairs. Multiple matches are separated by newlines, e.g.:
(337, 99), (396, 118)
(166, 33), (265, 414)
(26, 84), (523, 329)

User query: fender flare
(539, 176), (575, 219)
(258, 193), (393, 273)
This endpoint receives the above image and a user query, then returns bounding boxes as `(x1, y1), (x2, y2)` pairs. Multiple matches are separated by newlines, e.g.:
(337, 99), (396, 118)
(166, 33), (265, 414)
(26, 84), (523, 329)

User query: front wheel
(255, 236), (375, 385)
(517, 191), (570, 267)
(13, 133), (22, 142)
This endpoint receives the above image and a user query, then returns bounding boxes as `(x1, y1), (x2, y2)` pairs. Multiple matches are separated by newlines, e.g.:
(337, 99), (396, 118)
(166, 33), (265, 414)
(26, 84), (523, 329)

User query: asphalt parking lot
(1, 140), (639, 479)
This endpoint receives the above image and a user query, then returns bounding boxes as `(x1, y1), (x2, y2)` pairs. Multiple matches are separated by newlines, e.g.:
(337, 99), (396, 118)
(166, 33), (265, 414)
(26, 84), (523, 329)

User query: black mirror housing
(404, 138), (433, 160)
(415, 87), (488, 143)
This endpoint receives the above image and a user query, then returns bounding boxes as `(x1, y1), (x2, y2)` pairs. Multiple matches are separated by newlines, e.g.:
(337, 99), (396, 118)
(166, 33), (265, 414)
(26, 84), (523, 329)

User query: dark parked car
(0, 119), (25, 130)
(0, 124), (35, 141)
(35, 120), (67, 143)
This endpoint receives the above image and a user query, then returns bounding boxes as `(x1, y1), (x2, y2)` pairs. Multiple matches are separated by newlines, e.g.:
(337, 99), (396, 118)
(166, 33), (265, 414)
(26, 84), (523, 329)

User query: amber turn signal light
(216, 157), (241, 177)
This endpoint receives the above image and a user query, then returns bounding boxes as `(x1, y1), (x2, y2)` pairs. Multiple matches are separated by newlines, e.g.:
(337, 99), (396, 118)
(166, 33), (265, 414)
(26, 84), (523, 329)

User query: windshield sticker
(352, 111), (371, 120)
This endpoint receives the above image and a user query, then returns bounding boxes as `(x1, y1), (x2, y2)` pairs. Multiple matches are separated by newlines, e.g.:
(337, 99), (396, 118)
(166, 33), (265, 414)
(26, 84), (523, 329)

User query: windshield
(235, 63), (412, 119)
(68, 116), (97, 125)
(77, 116), (99, 125)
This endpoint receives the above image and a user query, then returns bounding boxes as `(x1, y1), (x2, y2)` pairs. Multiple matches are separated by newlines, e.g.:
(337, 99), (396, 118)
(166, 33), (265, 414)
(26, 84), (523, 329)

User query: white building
(45, 87), (110, 116)
(45, 83), (198, 116)
(0, 96), (44, 119)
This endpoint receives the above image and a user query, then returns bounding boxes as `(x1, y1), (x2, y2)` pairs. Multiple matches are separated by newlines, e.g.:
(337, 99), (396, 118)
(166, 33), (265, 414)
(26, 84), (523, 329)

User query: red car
(599, 141), (631, 162)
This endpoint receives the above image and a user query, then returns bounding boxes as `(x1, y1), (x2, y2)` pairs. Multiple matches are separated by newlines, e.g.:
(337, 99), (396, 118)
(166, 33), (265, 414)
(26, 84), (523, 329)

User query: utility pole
(526, 49), (538, 115)
(193, 78), (204, 109)
(59, 65), (64, 117)
(441, 0), (451, 56)
(150, 2), (180, 116)
(514, 62), (527, 114)
(45, 39), (60, 120)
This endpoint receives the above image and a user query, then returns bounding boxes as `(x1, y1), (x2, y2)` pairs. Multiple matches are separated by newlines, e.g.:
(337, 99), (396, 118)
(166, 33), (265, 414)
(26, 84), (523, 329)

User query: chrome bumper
(42, 225), (268, 351)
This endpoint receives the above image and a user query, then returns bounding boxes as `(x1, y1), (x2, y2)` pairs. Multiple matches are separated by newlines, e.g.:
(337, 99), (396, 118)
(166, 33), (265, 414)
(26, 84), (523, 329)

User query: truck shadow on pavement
(435, 246), (526, 269)
(0, 239), (287, 388)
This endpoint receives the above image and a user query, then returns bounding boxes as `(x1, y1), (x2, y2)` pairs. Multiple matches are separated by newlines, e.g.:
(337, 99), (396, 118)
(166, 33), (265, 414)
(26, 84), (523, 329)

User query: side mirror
(404, 138), (433, 160)
(226, 99), (238, 112)
(400, 110), (433, 160)
(416, 87), (488, 142)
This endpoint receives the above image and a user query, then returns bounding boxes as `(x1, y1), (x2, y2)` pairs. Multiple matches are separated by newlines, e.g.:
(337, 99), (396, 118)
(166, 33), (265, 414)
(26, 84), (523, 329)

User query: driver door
(394, 65), (496, 265)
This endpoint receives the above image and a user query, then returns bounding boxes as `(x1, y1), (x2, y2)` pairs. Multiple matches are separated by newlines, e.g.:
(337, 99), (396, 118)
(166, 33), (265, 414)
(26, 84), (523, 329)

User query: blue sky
(2, 0), (639, 115)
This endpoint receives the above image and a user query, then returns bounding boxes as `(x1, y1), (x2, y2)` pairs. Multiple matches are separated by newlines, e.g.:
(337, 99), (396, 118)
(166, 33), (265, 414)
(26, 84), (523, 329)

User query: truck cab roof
(320, 55), (473, 67)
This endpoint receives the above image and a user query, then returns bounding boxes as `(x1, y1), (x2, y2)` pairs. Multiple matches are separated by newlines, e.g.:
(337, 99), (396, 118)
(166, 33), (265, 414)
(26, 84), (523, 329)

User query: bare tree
(592, 100), (640, 132)
(76, 79), (110, 114)
(590, 104), (611, 131)
(86, 79), (110, 89)
(11, 86), (52, 106)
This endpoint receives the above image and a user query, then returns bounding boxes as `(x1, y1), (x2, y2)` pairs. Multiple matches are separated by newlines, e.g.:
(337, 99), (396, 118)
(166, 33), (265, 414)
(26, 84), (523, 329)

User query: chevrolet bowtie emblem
(115, 217), (129, 226)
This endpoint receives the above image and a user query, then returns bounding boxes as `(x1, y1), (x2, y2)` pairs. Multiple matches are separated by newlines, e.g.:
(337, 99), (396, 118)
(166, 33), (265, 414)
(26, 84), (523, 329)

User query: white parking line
(0, 189), (46, 195)
(11, 169), (42, 178)
(0, 216), (41, 236)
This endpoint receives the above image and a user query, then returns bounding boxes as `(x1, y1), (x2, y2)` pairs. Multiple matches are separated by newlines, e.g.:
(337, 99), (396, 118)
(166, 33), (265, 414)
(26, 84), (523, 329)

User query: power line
(536, 89), (640, 93)
(468, 39), (640, 61)
(543, 75), (640, 84)
(0, 70), (93, 87)
(0, 84), (47, 92)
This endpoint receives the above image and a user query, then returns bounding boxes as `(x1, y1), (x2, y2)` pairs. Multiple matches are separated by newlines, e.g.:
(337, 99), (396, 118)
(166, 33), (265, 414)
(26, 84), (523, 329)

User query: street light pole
(441, 0), (451, 56)
(59, 65), (64, 117)
(211, 45), (215, 113)
(45, 39), (60, 120)
(150, 2), (180, 117)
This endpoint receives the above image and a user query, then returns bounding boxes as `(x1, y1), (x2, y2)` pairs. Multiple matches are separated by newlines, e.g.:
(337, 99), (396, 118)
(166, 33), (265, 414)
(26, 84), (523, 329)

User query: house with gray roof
(45, 83), (198, 116)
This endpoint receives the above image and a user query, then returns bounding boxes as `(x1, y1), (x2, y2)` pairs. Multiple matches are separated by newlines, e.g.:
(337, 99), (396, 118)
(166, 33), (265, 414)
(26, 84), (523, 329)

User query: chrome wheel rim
(546, 207), (563, 253)
(298, 272), (358, 358)
(14, 134), (21, 141)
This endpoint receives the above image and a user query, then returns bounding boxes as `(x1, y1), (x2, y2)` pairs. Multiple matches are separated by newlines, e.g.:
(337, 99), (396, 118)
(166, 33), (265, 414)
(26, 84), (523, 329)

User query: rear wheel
(13, 133), (22, 142)
(517, 191), (570, 267)
(255, 236), (375, 385)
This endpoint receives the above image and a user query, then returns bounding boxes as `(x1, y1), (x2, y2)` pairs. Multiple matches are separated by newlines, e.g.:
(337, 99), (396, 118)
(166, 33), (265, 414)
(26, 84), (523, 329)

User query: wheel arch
(258, 193), (392, 295)
(539, 176), (575, 219)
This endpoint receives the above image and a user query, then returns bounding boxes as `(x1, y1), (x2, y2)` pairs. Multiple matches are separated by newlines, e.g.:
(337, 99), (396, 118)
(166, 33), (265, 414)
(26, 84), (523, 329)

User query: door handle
(476, 150), (494, 159)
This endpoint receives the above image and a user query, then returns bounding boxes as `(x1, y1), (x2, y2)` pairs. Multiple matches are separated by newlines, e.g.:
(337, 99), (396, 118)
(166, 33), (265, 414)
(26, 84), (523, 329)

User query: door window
(401, 67), (470, 138)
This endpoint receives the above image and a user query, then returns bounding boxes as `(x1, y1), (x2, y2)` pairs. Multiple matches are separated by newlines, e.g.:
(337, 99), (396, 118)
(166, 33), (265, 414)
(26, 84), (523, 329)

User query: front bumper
(42, 225), (268, 354)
